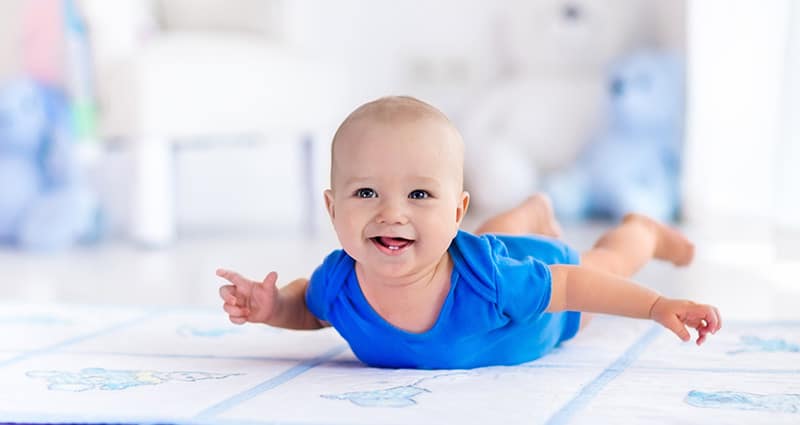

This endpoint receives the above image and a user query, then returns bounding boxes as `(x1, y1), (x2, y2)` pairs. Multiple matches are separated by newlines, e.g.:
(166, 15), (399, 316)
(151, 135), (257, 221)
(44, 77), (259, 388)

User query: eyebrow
(343, 176), (442, 187)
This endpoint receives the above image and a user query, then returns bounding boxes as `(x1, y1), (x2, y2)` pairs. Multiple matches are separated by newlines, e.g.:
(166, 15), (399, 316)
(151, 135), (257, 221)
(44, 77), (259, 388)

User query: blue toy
(546, 51), (685, 222)
(0, 78), (99, 251)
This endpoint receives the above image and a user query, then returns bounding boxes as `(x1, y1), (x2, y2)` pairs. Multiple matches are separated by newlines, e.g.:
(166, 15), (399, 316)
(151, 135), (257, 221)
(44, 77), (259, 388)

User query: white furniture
(80, 0), (347, 245)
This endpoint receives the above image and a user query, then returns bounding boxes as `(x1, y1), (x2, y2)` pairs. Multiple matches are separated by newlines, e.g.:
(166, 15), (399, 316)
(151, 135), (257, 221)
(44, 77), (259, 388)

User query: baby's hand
(217, 268), (280, 325)
(649, 297), (722, 345)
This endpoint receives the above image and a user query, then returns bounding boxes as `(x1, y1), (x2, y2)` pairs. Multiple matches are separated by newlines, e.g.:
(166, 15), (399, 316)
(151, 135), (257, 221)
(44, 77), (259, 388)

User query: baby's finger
(219, 285), (238, 304)
(217, 270), (259, 302)
(702, 306), (721, 334)
(220, 287), (245, 307)
(229, 315), (247, 325)
(695, 324), (713, 345)
(216, 268), (235, 280)
(663, 314), (691, 342)
(262, 271), (278, 287)
(217, 269), (251, 285)
(223, 302), (249, 318)
(221, 270), (257, 293)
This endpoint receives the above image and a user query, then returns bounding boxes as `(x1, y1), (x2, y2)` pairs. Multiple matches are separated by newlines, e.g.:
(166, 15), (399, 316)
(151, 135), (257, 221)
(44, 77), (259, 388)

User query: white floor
(1, 218), (799, 424)
(1, 218), (798, 322)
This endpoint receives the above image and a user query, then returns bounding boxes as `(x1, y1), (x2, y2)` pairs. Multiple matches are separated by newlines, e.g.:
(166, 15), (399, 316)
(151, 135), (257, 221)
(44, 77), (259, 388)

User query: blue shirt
(306, 230), (581, 369)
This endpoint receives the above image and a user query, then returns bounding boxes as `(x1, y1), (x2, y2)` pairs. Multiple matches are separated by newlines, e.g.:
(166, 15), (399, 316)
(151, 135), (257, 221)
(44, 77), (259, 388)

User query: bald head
(330, 96), (465, 189)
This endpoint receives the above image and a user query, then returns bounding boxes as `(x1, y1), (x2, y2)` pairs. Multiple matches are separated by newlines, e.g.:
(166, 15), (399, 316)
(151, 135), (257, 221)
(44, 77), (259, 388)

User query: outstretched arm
(547, 265), (721, 345)
(217, 269), (327, 330)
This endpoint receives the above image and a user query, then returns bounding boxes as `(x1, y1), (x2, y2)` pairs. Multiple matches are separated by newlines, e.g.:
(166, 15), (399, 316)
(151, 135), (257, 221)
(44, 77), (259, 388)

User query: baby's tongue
(380, 237), (410, 247)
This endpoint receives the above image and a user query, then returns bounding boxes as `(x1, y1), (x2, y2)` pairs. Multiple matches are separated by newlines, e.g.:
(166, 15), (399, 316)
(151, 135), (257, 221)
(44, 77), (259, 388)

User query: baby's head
(325, 96), (470, 278)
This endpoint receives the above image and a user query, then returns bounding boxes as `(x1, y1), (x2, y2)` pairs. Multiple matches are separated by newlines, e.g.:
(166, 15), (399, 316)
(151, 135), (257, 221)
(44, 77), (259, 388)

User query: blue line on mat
(64, 349), (318, 362)
(0, 310), (161, 369)
(546, 324), (663, 425)
(632, 366), (800, 375)
(194, 345), (349, 420)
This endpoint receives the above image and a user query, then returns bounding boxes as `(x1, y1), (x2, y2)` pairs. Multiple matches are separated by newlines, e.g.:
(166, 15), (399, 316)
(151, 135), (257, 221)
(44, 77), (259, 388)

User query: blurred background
(0, 0), (797, 314)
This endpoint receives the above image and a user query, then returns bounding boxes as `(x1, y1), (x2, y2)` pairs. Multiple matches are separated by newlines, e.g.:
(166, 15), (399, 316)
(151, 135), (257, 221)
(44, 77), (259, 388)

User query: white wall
(775, 2), (800, 233)
(683, 0), (793, 226)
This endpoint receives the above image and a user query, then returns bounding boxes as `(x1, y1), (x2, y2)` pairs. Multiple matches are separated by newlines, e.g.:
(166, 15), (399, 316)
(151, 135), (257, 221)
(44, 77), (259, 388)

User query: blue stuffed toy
(546, 51), (685, 222)
(0, 78), (99, 251)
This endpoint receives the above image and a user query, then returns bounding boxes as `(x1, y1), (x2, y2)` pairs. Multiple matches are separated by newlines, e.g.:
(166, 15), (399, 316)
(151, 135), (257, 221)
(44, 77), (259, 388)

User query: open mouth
(370, 236), (414, 254)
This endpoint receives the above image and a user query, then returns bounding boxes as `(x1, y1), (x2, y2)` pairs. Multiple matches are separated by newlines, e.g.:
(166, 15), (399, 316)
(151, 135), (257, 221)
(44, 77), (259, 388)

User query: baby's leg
(578, 213), (695, 330)
(474, 193), (562, 237)
(582, 213), (694, 276)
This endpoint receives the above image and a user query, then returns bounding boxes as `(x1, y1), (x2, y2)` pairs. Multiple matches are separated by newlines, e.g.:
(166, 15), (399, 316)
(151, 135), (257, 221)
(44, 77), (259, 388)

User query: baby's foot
(624, 213), (695, 266)
(524, 194), (563, 238)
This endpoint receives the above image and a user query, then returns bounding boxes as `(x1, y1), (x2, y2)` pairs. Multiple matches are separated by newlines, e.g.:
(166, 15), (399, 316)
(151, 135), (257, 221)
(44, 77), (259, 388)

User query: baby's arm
(547, 265), (721, 345)
(217, 269), (327, 330)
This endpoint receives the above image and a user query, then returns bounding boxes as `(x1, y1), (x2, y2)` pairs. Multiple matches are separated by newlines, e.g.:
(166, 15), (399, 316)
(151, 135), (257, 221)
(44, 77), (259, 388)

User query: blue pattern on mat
(686, 390), (800, 414)
(728, 335), (800, 355)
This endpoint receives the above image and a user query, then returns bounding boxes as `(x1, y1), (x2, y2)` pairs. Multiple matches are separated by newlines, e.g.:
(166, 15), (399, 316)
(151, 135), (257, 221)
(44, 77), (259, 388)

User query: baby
(218, 96), (721, 369)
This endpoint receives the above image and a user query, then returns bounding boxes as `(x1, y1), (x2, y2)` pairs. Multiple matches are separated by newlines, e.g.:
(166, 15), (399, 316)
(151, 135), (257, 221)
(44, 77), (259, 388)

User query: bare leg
(578, 213), (695, 329)
(475, 194), (563, 237)
(582, 213), (694, 275)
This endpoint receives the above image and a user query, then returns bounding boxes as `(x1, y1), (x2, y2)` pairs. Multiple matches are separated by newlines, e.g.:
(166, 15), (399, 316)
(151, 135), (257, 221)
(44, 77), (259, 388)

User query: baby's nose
(376, 200), (408, 224)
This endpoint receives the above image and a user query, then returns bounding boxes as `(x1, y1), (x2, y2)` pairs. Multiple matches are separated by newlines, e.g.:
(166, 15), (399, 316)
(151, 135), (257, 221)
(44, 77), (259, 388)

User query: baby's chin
(358, 250), (423, 273)
(366, 251), (452, 278)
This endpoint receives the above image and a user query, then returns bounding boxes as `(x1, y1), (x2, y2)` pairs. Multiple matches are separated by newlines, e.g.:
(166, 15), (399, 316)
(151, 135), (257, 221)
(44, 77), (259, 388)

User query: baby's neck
(355, 253), (453, 333)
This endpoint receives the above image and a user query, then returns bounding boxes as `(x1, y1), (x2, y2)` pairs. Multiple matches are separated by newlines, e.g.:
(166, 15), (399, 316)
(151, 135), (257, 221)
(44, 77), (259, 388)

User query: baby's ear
(455, 191), (470, 224)
(324, 189), (335, 219)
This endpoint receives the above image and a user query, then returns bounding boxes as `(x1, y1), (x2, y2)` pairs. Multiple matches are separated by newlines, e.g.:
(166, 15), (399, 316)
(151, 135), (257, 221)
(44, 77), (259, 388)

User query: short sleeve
(493, 253), (553, 322)
(449, 231), (555, 322)
(305, 262), (329, 321)
(305, 250), (351, 322)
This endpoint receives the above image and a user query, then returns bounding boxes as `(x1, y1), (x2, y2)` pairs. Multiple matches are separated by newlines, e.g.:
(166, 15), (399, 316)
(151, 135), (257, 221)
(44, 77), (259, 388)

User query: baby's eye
(355, 188), (377, 198)
(409, 190), (430, 200)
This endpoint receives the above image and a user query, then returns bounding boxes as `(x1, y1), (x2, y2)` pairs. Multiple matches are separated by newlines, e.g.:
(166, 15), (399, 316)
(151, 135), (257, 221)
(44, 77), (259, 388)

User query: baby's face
(325, 118), (469, 280)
